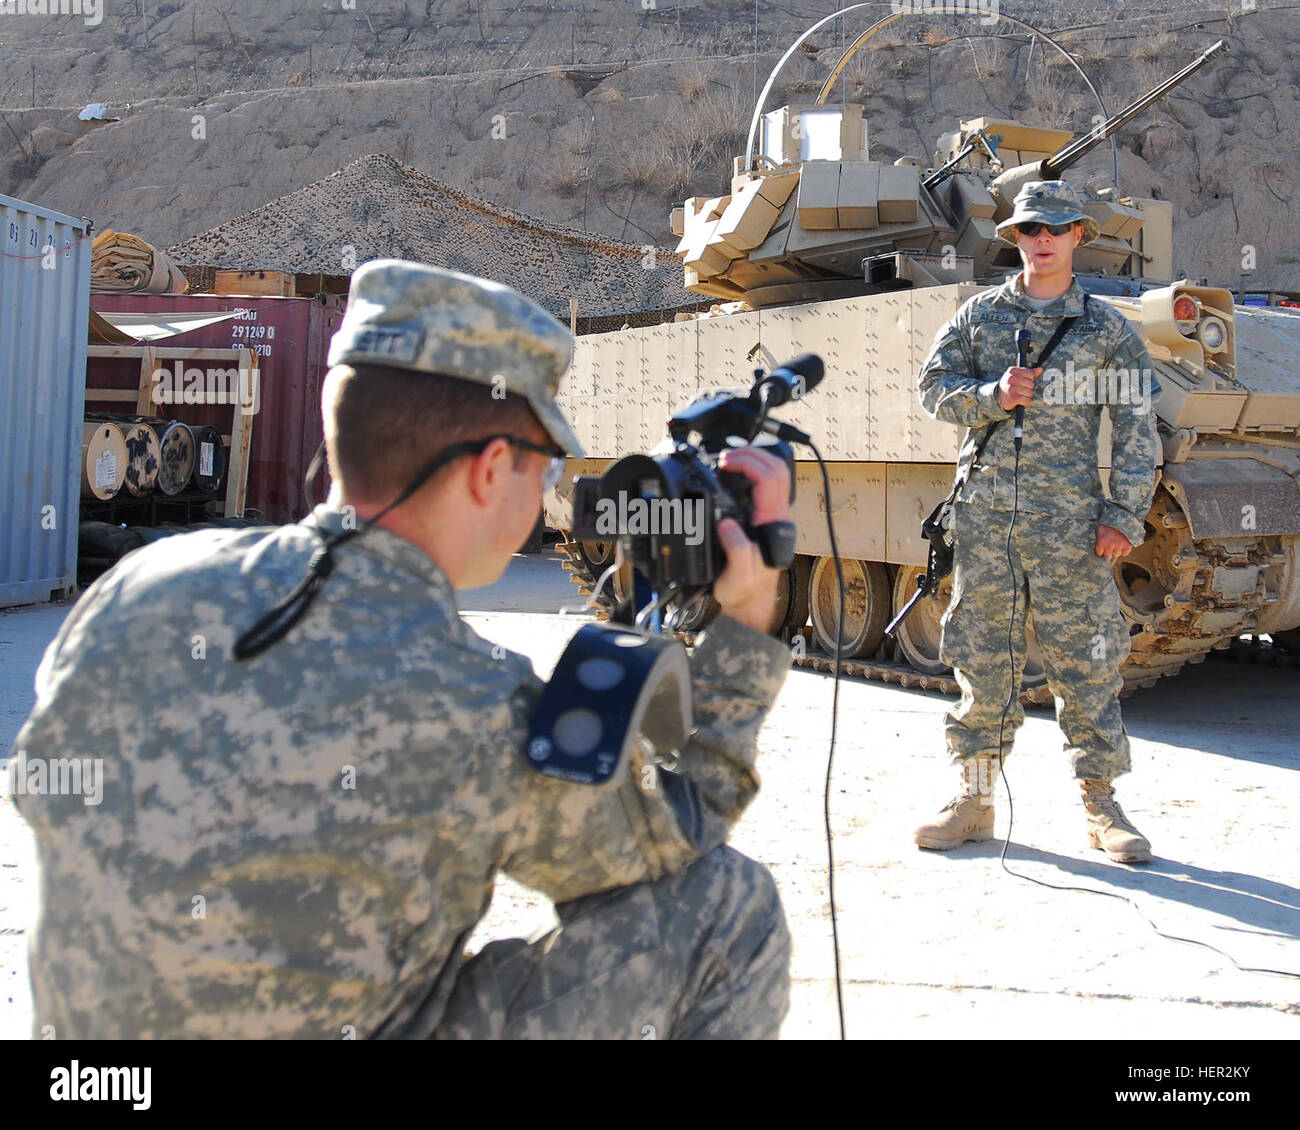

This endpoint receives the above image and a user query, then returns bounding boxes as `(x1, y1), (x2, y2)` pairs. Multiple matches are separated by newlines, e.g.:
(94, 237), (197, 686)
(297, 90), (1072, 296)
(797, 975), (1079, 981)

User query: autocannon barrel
(1041, 39), (1227, 179)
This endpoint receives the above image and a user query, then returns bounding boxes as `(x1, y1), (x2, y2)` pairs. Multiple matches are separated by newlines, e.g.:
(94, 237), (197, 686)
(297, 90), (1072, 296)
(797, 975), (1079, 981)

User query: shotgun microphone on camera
(755, 353), (824, 411)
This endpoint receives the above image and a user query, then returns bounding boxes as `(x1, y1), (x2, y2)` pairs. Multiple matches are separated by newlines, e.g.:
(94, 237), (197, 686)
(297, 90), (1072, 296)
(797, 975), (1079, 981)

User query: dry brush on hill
(1, 0), (1298, 288)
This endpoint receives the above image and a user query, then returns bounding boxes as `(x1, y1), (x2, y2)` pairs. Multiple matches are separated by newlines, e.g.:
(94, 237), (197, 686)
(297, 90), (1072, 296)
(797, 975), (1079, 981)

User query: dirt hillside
(1, 0), (1298, 288)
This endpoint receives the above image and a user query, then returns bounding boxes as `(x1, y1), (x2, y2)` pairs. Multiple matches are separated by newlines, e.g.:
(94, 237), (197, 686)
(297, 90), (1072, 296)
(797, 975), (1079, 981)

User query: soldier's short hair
(323, 362), (547, 502)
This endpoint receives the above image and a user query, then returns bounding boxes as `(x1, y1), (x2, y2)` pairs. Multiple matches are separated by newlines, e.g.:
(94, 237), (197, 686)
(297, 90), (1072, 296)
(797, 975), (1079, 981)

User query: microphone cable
(989, 372), (1300, 982)
(763, 412), (847, 1036)
(807, 439), (848, 1040)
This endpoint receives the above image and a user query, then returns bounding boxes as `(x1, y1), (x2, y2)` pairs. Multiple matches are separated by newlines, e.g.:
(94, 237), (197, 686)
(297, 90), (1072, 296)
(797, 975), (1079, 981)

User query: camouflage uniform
(917, 238), (1160, 781)
(8, 260), (793, 1039)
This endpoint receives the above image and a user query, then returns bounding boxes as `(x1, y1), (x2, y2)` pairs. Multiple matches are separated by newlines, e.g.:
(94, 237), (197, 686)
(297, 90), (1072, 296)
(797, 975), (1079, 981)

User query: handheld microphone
(1013, 330), (1031, 453)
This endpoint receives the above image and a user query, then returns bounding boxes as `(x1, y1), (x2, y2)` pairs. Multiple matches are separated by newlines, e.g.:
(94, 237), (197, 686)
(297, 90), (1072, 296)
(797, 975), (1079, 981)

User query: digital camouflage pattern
(918, 272), (1160, 548)
(994, 180), (1102, 245)
(328, 258), (585, 456)
(941, 503), (1133, 781)
(9, 507), (791, 1039)
(435, 844), (790, 1039)
(917, 270), (1160, 780)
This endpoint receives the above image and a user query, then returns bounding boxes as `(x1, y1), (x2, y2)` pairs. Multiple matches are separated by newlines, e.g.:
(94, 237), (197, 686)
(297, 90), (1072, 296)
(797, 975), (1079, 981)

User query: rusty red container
(89, 293), (346, 524)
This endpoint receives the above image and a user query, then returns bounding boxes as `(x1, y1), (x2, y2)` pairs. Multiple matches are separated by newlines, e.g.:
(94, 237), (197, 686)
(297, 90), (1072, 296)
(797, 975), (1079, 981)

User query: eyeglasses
(1016, 221), (1077, 237)
(500, 435), (567, 492)
(523, 444), (568, 494)
(450, 434), (568, 492)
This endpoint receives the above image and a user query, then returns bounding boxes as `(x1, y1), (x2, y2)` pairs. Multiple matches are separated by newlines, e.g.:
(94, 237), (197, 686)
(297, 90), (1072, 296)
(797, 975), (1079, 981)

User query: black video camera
(570, 354), (823, 630)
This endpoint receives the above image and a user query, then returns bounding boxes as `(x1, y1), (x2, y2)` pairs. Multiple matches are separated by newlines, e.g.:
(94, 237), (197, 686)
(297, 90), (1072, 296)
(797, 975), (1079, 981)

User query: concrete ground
(3, 551), (1299, 1040)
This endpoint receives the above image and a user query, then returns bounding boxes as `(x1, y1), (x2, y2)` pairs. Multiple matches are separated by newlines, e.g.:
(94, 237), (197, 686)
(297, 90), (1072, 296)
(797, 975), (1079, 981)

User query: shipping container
(90, 292), (346, 524)
(0, 194), (92, 608)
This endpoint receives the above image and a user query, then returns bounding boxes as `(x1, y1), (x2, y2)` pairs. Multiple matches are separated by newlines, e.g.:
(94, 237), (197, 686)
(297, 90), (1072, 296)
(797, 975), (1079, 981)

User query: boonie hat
(328, 259), (585, 456)
(995, 180), (1100, 246)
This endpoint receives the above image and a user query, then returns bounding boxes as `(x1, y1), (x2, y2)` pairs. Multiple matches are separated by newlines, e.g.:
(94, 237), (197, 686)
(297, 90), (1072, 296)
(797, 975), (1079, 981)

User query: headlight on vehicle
(1197, 315), (1229, 355)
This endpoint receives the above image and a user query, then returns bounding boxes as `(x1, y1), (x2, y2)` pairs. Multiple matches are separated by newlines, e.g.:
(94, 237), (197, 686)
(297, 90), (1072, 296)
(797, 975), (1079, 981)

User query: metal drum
(81, 421), (127, 500)
(189, 425), (227, 496)
(122, 421), (162, 496)
(146, 419), (195, 496)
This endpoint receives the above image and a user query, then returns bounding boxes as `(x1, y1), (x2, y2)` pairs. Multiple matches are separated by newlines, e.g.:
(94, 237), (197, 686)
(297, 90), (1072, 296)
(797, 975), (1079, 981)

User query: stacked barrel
(81, 415), (228, 501)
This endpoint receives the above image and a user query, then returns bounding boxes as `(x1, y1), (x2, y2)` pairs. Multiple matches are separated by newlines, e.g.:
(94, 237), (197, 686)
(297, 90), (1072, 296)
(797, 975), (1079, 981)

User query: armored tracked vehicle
(546, 13), (1300, 697)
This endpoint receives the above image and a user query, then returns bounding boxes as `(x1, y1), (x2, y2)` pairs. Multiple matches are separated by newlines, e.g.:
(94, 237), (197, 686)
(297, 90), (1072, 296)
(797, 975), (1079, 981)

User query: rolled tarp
(91, 229), (189, 294)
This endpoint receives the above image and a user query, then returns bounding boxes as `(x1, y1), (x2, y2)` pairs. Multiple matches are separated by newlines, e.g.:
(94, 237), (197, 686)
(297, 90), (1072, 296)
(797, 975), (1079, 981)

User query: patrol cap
(327, 259), (585, 456)
(996, 180), (1100, 246)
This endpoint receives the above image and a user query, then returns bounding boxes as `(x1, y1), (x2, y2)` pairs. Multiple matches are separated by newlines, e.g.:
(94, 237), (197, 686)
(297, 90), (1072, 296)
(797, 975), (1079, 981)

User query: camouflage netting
(168, 154), (699, 321)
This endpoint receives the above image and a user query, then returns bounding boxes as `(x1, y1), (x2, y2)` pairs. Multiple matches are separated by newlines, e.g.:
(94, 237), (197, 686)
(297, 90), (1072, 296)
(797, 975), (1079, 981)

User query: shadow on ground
(800, 652), (1300, 768)
(936, 839), (1300, 942)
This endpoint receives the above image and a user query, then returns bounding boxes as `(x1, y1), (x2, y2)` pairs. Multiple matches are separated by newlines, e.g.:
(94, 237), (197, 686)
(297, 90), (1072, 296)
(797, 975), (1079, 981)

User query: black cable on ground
(809, 439), (847, 1039)
(992, 443), (1299, 981)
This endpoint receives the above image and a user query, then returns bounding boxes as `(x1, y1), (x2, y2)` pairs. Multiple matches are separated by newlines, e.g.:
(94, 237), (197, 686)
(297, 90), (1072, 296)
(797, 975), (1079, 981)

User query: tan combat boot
(1080, 779), (1152, 863)
(915, 756), (997, 850)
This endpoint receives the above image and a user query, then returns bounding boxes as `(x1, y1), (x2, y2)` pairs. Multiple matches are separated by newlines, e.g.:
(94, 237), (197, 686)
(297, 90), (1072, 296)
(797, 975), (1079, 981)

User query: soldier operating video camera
(10, 260), (797, 1041)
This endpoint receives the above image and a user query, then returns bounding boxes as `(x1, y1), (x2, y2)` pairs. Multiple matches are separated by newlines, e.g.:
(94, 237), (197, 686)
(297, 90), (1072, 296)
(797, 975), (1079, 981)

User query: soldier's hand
(1095, 524), (1134, 560)
(713, 448), (791, 633)
(998, 366), (1041, 411)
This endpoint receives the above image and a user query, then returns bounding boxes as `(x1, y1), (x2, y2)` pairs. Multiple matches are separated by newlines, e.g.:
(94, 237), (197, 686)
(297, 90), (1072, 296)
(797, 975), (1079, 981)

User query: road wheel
(810, 556), (890, 658)
(574, 539), (616, 573)
(892, 565), (1048, 687)
(891, 565), (952, 675)
(669, 590), (720, 632)
(768, 555), (812, 642)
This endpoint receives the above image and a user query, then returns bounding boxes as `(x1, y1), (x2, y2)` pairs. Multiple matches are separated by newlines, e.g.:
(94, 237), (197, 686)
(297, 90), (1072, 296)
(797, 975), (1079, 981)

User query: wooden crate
(213, 269), (295, 297)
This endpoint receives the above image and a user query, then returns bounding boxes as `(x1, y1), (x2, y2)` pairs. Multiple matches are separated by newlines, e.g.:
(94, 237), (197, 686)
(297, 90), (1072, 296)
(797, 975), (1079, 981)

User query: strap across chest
(966, 293), (1091, 466)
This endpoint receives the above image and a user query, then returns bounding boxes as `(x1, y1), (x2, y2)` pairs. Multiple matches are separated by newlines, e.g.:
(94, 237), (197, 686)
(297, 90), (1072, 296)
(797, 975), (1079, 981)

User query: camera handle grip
(751, 520), (797, 570)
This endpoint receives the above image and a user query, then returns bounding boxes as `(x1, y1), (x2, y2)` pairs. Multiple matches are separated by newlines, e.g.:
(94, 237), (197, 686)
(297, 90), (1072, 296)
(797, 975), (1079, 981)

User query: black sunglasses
(1016, 221), (1077, 237)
